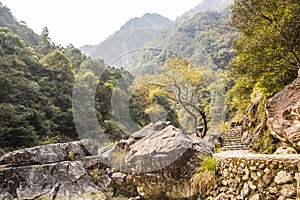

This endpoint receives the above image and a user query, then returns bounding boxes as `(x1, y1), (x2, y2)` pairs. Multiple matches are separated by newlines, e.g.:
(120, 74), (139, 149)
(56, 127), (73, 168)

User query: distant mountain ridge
(182, 0), (233, 18)
(80, 0), (234, 70)
(0, 2), (38, 46)
(80, 13), (172, 68)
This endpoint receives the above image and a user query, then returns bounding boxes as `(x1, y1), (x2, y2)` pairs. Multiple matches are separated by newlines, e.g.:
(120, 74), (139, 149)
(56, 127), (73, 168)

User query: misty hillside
(127, 7), (238, 76)
(0, 2), (38, 46)
(181, 0), (233, 18)
(80, 13), (172, 68)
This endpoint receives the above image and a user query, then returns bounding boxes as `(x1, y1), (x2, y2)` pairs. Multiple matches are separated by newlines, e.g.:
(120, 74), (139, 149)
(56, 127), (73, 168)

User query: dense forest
(0, 0), (299, 154)
(0, 3), (140, 152)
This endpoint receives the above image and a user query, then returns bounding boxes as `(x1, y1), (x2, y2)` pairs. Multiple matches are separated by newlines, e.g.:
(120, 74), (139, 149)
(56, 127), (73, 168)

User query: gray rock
(274, 171), (292, 184)
(99, 121), (212, 173)
(0, 161), (104, 199)
(266, 71), (300, 151)
(0, 139), (98, 167)
(274, 146), (298, 154)
(269, 186), (277, 194)
(250, 194), (261, 200)
(280, 184), (296, 198)
(0, 140), (106, 199)
(241, 183), (250, 198)
(99, 121), (213, 199)
(248, 181), (257, 190)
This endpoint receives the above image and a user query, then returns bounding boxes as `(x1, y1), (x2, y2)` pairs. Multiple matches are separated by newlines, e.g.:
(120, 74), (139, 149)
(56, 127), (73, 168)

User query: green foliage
(199, 156), (216, 172)
(251, 129), (278, 154)
(132, 58), (210, 136)
(228, 0), (300, 108)
(128, 8), (238, 76)
(0, 25), (135, 151)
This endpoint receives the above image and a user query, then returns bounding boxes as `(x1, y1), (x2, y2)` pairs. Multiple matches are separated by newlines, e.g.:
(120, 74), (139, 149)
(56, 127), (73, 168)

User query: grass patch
(191, 156), (216, 195)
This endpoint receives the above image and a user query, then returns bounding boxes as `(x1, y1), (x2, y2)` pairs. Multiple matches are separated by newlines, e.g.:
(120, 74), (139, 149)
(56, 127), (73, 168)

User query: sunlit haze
(1, 0), (202, 47)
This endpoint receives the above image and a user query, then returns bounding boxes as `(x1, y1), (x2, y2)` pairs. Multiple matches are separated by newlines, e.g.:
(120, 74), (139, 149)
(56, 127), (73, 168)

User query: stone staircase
(219, 126), (251, 151)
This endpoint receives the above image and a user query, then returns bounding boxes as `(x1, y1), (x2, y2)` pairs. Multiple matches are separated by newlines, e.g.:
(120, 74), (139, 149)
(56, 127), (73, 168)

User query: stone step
(220, 145), (251, 151)
(222, 142), (244, 146)
(221, 137), (243, 140)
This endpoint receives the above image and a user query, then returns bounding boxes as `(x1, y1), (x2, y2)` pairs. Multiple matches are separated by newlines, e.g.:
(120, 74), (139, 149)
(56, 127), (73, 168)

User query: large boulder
(0, 122), (213, 199)
(0, 140), (105, 199)
(266, 70), (300, 151)
(0, 139), (98, 167)
(98, 121), (213, 199)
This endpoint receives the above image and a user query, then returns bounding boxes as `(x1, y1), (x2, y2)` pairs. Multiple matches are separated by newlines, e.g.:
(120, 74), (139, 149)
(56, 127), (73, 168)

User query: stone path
(214, 150), (300, 161)
(219, 126), (251, 151)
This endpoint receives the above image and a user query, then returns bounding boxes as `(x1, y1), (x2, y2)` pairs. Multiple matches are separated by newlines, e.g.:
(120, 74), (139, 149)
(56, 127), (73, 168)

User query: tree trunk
(199, 111), (207, 138)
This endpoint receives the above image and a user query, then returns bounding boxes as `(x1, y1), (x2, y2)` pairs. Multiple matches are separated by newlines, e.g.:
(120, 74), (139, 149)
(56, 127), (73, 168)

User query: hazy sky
(1, 0), (201, 48)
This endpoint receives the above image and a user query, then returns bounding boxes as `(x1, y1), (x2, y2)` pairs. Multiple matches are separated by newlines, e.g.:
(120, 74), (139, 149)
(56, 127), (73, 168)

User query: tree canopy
(229, 0), (300, 97)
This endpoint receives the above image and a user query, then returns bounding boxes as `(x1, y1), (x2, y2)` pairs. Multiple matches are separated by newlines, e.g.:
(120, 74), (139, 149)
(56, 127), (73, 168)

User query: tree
(37, 27), (55, 55)
(39, 50), (77, 140)
(134, 58), (210, 137)
(229, 0), (300, 97)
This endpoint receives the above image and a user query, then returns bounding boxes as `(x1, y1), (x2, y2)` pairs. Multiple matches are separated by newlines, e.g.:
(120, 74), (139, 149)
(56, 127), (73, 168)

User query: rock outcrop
(98, 121), (213, 199)
(0, 139), (105, 200)
(0, 121), (213, 200)
(266, 70), (300, 151)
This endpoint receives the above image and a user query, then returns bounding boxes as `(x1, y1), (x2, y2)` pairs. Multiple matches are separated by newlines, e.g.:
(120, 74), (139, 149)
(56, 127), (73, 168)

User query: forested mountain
(80, 13), (172, 68)
(1, 0), (299, 155)
(127, 8), (238, 76)
(0, 2), (137, 152)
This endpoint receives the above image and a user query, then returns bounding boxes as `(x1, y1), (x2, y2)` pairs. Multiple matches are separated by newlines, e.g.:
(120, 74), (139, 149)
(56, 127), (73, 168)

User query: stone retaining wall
(212, 151), (300, 200)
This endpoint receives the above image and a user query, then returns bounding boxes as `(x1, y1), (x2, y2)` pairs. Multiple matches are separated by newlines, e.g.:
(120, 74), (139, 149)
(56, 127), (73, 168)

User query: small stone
(278, 164), (283, 169)
(250, 194), (261, 200)
(241, 183), (250, 198)
(259, 163), (265, 170)
(295, 173), (300, 180)
(250, 166), (257, 171)
(264, 168), (271, 174)
(269, 187), (277, 194)
(240, 162), (245, 168)
(278, 196), (285, 200)
(251, 173), (258, 181)
(248, 181), (257, 190)
(238, 167), (244, 174)
(274, 146), (297, 154)
(263, 174), (271, 185)
(257, 182), (264, 192)
(235, 176), (241, 183)
(222, 180), (228, 186)
(232, 168), (237, 174)
(280, 184), (296, 197)
(228, 187), (235, 193)
(223, 169), (230, 178)
(257, 171), (262, 178)
(242, 174), (249, 181)
(244, 167), (249, 175)
(230, 173), (235, 178)
(275, 171), (292, 184)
